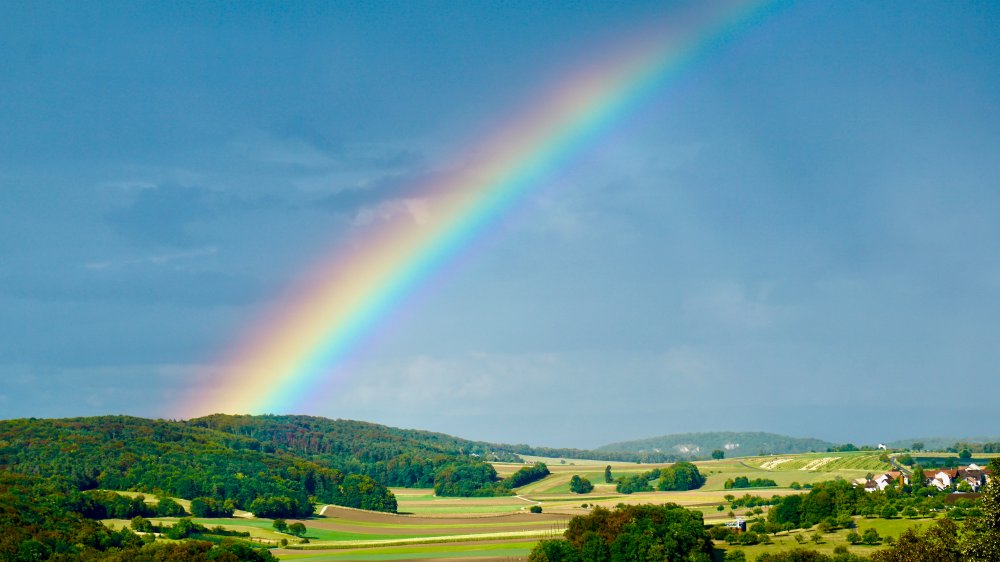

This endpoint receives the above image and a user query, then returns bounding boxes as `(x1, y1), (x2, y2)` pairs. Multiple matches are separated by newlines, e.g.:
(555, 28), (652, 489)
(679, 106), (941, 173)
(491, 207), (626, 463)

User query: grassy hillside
(597, 431), (835, 458)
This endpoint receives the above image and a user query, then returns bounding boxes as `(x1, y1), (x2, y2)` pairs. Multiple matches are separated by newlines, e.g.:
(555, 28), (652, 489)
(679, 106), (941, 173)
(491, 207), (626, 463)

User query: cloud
(351, 198), (431, 227)
(0, 363), (212, 419)
(85, 246), (218, 270)
(683, 282), (790, 329)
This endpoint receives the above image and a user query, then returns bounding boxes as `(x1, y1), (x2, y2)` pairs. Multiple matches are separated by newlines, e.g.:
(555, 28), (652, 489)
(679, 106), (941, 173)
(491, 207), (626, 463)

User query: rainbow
(181, 0), (779, 417)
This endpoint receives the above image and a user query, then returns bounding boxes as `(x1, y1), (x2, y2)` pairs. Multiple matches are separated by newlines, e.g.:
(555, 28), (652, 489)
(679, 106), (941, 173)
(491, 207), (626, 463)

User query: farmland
(97, 451), (926, 561)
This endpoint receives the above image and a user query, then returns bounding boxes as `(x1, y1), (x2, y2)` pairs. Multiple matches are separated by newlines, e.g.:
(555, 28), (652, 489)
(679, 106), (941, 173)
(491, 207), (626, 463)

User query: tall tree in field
(569, 475), (594, 494)
(712, 449), (725, 459)
(604, 465), (613, 483)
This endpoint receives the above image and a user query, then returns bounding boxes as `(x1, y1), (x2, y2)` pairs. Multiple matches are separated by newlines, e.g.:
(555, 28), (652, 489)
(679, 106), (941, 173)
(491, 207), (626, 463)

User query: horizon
(2, 410), (995, 453)
(2, 1), (1000, 448)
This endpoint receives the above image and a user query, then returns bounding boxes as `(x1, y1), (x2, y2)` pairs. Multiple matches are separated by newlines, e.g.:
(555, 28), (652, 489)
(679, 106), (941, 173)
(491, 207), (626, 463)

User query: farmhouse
(925, 464), (991, 491)
(858, 471), (907, 492)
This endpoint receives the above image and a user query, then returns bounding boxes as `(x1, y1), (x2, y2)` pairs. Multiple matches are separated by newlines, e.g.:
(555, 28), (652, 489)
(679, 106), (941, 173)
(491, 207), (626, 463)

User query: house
(928, 469), (959, 491)
(860, 471), (908, 492)
(924, 465), (992, 491)
(956, 464), (989, 491)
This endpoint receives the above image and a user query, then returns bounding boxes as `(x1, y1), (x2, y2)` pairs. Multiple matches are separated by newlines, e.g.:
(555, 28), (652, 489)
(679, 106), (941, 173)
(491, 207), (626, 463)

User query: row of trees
(614, 462), (706, 494)
(504, 463), (551, 488)
(724, 476), (778, 489)
(432, 462), (509, 497)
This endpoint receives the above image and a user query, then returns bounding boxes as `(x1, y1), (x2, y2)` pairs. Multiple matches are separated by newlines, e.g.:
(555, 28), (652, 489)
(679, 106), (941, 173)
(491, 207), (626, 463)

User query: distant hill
(884, 436), (1000, 451)
(188, 414), (675, 478)
(596, 431), (835, 458)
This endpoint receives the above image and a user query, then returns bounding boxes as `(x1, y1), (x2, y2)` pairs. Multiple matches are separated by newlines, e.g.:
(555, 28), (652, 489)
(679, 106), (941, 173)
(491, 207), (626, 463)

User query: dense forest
(0, 416), (396, 514)
(0, 415), (589, 511)
(187, 414), (669, 478)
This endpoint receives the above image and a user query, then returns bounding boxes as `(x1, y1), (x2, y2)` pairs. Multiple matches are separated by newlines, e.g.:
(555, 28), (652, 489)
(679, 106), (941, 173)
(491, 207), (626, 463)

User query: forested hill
(0, 414), (668, 513)
(186, 414), (522, 488)
(185, 414), (672, 486)
(0, 416), (396, 513)
(597, 431), (835, 458)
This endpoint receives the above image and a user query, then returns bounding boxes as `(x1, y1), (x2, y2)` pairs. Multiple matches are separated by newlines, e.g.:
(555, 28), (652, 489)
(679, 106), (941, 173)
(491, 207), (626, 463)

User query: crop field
(98, 452), (935, 560)
(739, 452), (891, 472)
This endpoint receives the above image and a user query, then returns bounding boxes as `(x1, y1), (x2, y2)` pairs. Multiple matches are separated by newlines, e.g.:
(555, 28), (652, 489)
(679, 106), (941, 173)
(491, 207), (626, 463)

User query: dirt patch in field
(759, 458), (792, 470)
(272, 537), (536, 559)
(800, 457), (836, 471)
(308, 505), (565, 535)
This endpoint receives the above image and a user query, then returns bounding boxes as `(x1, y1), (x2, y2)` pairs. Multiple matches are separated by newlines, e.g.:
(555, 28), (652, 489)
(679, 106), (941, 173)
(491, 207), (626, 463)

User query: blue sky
(2, 1), (999, 448)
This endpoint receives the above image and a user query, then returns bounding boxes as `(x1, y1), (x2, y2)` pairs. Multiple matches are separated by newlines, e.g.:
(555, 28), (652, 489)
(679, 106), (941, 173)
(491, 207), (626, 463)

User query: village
(857, 462), (992, 493)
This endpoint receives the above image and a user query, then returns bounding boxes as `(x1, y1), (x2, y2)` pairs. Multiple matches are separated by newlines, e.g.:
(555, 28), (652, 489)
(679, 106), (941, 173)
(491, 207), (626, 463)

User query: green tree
(155, 496), (187, 517)
(959, 449), (973, 460)
(723, 550), (746, 561)
(288, 522), (306, 537)
(272, 518), (288, 533)
(164, 517), (198, 539)
(961, 458), (1000, 561)
(863, 528), (881, 545)
(912, 442), (924, 452)
(604, 465), (613, 483)
(712, 449), (726, 460)
(871, 518), (962, 562)
(847, 531), (862, 544)
(528, 539), (580, 562)
(129, 516), (153, 533)
(569, 475), (594, 494)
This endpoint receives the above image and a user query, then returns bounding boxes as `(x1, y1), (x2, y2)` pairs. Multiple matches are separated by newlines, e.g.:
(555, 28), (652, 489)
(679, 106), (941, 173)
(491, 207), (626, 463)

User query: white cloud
(85, 246), (219, 270)
(352, 198), (431, 227)
(683, 282), (789, 329)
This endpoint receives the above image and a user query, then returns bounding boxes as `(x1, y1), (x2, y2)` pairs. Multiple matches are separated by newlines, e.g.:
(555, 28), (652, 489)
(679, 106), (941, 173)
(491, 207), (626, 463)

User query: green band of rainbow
(180, 0), (780, 417)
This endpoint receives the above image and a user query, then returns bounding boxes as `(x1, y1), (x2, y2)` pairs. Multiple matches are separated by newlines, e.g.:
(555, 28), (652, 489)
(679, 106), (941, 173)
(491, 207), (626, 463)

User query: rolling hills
(597, 431), (835, 458)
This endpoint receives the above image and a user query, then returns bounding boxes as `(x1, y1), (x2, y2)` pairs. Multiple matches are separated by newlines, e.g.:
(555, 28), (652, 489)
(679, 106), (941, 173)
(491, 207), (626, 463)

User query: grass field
(715, 515), (941, 559)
